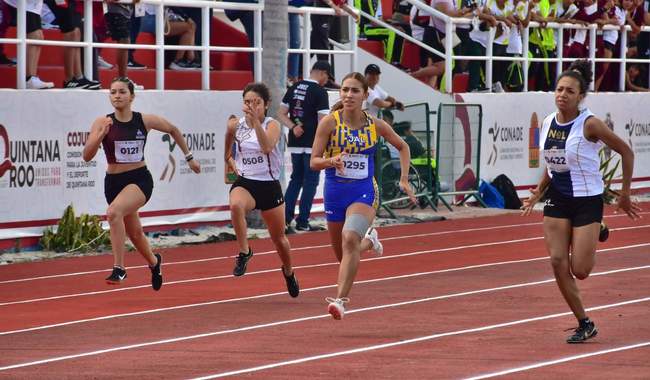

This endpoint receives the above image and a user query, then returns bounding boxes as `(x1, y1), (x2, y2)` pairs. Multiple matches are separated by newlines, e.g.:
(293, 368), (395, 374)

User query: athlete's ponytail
(557, 60), (593, 94)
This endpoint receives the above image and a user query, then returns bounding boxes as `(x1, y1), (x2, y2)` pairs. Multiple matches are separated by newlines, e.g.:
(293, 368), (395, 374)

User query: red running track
(0, 206), (648, 379)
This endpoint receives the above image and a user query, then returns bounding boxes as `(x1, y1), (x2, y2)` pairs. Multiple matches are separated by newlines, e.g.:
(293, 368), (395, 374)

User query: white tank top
(540, 108), (603, 197)
(234, 116), (282, 181)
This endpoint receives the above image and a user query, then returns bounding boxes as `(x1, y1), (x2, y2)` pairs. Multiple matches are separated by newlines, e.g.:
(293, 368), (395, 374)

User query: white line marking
(0, 265), (648, 372)
(189, 296), (650, 379)
(1, 243), (647, 335)
(2, 212), (646, 285)
(465, 342), (650, 379)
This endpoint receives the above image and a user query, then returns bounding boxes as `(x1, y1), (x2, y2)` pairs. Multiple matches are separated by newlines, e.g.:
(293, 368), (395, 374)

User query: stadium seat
(358, 40), (384, 59)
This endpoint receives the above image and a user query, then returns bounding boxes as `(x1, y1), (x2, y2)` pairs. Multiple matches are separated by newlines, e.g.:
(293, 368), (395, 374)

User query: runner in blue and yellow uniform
(310, 72), (416, 320)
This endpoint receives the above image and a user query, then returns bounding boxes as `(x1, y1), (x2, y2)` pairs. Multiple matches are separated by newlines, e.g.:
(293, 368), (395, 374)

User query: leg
(544, 216), (587, 321)
(106, 184), (147, 268)
(124, 212), (156, 266)
(336, 203), (376, 299)
(570, 223), (600, 280)
(261, 204), (292, 274)
(284, 153), (305, 225)
(229, 186), (256, 254)
(327, 221), (344, 262)
(288, 13), (301, 80)
(116, 37), (129, 77)
(296, 153), (319, 226)
(26, 29), (43, 77)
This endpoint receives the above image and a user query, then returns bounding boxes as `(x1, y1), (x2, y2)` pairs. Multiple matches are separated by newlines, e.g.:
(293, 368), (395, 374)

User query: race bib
(240, 151), (267, 172)
(114, 140), (145, 163)
(337, 154), (369, 179)
(543, 148), (569, 172)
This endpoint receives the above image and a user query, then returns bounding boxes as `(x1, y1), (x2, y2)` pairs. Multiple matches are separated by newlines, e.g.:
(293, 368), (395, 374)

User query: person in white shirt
(364, 64), (404, 117)
(522, 60), (640, 344)
(224, 82), (300, 298)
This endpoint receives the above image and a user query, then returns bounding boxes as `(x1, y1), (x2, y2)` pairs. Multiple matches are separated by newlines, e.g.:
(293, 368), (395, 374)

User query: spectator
(529, 0), (559, 91)
(364, 63), (405, 117)
(311, 0), (358, 62)
(594, 0), (626, 91)
(44, 0), (100, 89)
(467, 0), (497, 91)
(277, 60), (331, 233)
(626, 63), (649, 90)
(0, 0), (16, 65)
(3, 0), (53, 88)
(139, 5), (199, 70)
(484, 0), (514, 91)
(225, 0), (257, 69)
(104, 0), (141, 87)
(355, 0), (404, 66)
(505, 0), (531, 91)
(127, 4), (145, 69)
(288, 0), (304, 85)
(564, 0), (602, 59)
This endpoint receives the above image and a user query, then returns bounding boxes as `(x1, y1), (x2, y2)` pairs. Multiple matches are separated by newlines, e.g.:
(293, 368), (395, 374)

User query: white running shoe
(97, 55), (114, 69)
(365, 228), (383, 256)
(26, 76), (54, 89)
(326, 297), (349, 320)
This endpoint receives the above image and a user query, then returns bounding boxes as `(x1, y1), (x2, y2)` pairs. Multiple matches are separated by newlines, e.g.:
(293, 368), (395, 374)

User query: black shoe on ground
(598, 222), (609, 242)
(295, 222), (325, 232)
(233, 249), (253, 277)
(150, 253), (163, 291)
(128, 60), (146, 69)
(106, 266), (127, 284)
(282, 268), (300, 298)
(285, 225), (297, 235)
(0, 54), (16, 66)
(566, 319), (598, 343)
(63, 77), (89, 89)
(79, 77), (101, 90)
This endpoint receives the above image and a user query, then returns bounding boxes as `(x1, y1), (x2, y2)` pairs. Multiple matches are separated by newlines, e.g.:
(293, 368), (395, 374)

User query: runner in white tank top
(224, 83), (300, 298)
(522, 61), (640, 344)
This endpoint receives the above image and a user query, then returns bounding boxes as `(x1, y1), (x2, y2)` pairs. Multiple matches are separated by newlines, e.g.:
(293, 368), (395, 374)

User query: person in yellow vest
(529, 0), (558, 91)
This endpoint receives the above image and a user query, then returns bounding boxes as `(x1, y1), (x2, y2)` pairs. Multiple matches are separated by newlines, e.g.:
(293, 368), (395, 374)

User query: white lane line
(1, 242), (648, 335)
(465, 342), (650, 379)
(0, 222), (543, 285)
(0, 264), (649, 373)
(5, 226), (650, 307)
(2, 210), (646, 285)
(189, 295), (650, 379)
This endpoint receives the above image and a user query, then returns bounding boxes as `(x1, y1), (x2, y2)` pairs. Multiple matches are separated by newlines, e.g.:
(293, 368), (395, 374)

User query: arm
(340, 3), (361, 22)
(224, 115), (239, 176)
(385, 96), (405, 111)
(142, 114), (201, 173)
(585, 117), (640, 219)
(376, 117), (417, 203)
(626, 72), (650, 92)
(310, 115), (344, 171)
(82, 116), (112, 162)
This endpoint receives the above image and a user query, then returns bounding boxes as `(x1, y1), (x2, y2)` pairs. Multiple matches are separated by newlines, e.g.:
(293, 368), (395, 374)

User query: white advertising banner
(455, 92), (650, 193)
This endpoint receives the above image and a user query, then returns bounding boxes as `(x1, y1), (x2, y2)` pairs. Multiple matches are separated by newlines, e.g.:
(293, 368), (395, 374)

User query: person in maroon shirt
(564, 0), (605, 58)
(83, 77), (200, 289)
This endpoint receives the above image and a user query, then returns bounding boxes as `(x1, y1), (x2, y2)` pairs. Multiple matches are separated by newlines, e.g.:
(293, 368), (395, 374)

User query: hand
(243, 102), (261, 127)
(399, 178), (417, 205)
(227, 157), (240, 177)
(188, 159), (201, 174)
(293, 124), (305, 138)
(615, 194), (642, 220)
(98, 117), (112, 138)
(395, 101), (405, 111)
(331, 152), (346, 174)
(521, 187), (544, 216)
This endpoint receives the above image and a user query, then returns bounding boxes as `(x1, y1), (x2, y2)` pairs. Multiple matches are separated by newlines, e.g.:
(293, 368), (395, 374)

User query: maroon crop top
(101, 112), (148, 164)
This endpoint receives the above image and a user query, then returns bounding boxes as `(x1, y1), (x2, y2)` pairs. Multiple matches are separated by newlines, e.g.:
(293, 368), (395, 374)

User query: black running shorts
(104, 166), (154, 205)
(44, 0), (82, 33)
(543, 184), (603, 227)
(8, 7), (42, 34)
(230, 176), (284, 211)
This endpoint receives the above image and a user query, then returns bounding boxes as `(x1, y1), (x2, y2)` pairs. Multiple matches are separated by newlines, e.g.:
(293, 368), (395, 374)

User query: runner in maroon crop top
(83, 77), (201, 289)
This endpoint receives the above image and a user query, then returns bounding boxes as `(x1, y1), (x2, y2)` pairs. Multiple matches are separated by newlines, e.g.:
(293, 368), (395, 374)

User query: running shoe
(106, 266), (127, 284)
(566, 319), (598, 343)
(326, 297), (350, 320)
(150, 253), (163, 291)
(233, 249), (253, 277)
(295, 222), (325, 231)
(365, 228), (383, 256)
(282, 268), (300, 298)
(598, 222), (609, 242)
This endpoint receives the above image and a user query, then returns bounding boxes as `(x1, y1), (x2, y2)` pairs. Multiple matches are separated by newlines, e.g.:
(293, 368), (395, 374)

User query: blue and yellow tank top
(324, 110), (379, 181)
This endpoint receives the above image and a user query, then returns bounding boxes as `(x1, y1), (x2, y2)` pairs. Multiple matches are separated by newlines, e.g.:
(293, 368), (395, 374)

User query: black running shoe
(285, 225), (297, 235)
(233, 249), (253, 277)
(566, 320), (598, 343)
(106, 266), (127, 284)
(79, 77), (101, 90)
(295, 222), (325, 232)
(282, 268), (300, 298)
(150, 253), (163, 291)
(63, 77), (89, 89)
(598, 222), (609, 242)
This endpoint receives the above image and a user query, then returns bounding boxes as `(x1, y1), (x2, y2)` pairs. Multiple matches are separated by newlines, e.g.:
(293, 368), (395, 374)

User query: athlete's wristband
(185, 152), (194, 162)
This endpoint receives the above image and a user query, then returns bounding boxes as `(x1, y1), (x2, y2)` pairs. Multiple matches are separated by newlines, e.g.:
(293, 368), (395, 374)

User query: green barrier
(435, 103), (487, 210)
(376, 103), (437, 218)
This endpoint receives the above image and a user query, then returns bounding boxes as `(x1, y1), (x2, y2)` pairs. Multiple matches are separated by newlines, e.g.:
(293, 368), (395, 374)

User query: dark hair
(242, 82), (271, 105)
(111, 77), (135, 94)
(557, 60), (593, 94)
(331, 72), (369, 113)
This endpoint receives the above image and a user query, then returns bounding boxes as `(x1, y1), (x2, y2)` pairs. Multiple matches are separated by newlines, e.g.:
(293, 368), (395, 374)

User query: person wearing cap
(364, 64), (405, 118)
(277, 61), (331, 232)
